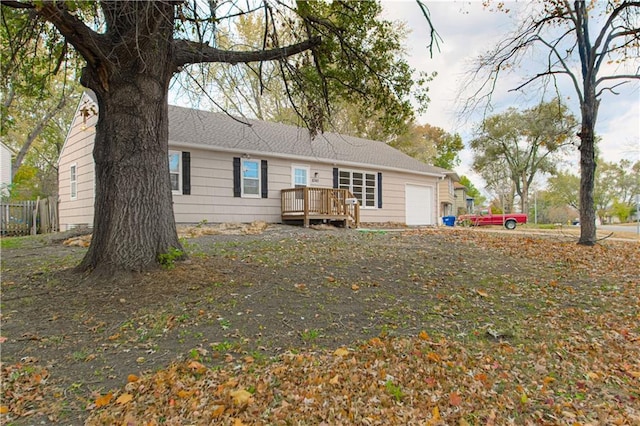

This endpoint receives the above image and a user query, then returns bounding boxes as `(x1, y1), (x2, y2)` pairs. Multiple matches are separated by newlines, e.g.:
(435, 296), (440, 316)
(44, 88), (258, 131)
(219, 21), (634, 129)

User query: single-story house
(453, 182), (474, 215)
(58, 92), (449, 230)
(0, 142), (12, 197)
(434, 168), (459, 219)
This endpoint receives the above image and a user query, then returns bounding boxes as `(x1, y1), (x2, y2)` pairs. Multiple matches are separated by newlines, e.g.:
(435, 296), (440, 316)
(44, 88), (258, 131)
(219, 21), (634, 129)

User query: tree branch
(173, 36), (322, 67)
(595, 79), (635, 97)
(0, 0), (33, 9)
(31, 3), (106, 68)
(11, 95), (67, 179)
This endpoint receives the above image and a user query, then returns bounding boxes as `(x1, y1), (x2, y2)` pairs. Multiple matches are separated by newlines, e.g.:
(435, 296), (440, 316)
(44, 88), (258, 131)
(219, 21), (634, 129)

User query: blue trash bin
(442, 216), (456, 227)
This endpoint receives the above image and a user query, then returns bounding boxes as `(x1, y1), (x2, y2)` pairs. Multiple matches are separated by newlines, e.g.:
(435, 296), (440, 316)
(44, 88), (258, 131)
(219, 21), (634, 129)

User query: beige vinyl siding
(172, 150), (334, 223)
(454, 188), (468, 215)
(58, 93), (97, 230)
(358, 171), (438, 224)
(169, 146), (438, 225)
(437, 177), (456, 217)
(1, 143), (11, 196)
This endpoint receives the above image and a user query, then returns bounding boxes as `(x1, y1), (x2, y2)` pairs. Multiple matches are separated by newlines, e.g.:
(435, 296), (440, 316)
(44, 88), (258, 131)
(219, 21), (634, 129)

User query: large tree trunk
(577, 92), (598, 246)
(520, 170), (529, 215)
(77, 2), (183, 273)
(78, 83), (183, 273)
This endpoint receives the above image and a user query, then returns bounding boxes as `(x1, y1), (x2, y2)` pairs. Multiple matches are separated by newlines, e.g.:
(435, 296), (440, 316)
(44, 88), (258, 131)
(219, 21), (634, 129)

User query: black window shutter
(333, 168), (339, 189)
(261, 160), (268, 198)
(182, 151), (191, 195)
(233, 157), (241, 197)
(377, 172), (383, 208)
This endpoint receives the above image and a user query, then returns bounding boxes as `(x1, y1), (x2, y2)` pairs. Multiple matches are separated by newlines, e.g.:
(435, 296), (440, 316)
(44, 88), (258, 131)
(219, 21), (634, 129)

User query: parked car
(457, 211), (528, 230)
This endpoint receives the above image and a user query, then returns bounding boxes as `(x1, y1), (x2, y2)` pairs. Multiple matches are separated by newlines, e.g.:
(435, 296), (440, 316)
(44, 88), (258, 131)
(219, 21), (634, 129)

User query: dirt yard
(1, 225), (638, 425)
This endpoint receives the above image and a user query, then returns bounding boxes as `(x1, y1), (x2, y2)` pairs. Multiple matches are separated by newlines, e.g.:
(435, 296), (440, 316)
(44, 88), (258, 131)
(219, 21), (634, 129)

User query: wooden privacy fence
(0, 197), (59, 236)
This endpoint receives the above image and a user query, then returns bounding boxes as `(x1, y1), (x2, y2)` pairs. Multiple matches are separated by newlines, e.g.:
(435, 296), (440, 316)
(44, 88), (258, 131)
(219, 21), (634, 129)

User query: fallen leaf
(426, 352), (441, 362)
(95, 392), (113, 408)
(326, 276), (336, 283)
(0, 405), (8, 414)
(476, 289), (489, 297)
(116, 393), (133, 405)
(329, 374), (340, 385)
(233, 419), (246, 426)
(432, 406), (441, 420)
(419, 330), (430, 341)
(188, 361), (206, 374)
(334, 347), (349, 357)
(351, 284), (360, 291)
(177, 390), (192, 398)
(449, 391), (462, 406)
(211, 405), (225, 417)
(127, 374), (139, 383)
(230, 389), (252, 406)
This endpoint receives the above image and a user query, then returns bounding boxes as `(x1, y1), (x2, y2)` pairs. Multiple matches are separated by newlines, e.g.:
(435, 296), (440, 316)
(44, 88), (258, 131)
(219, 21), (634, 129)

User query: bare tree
(464, 0), (640, 245)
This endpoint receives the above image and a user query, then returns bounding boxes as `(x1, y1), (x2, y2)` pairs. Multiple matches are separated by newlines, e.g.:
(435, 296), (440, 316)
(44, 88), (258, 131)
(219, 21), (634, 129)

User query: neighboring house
(435, 168), (459, 219)
(58, 92), (447, 230)
(0, 142), (12, 197)
(453, 182), (474, 215)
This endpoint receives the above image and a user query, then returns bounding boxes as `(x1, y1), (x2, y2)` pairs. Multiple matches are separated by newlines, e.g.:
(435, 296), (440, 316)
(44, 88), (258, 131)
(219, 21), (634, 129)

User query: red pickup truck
(457, 211), (528, 230)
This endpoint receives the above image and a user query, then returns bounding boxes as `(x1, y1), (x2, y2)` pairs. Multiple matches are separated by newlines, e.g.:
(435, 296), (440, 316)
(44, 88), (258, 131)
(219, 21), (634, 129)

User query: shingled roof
(167, 105), (443, 177)
(82, 91), (443, 176)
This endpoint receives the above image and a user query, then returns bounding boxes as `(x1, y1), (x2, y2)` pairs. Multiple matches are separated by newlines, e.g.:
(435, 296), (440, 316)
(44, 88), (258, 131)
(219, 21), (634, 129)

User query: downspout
(437, 175), (444, 225)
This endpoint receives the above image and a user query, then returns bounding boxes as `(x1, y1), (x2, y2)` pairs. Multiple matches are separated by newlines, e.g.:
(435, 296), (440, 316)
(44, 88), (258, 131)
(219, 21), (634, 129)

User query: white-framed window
(169, 151), (181, 193)
(292, 165), (310, 188)
(242, 158), (261, 197)
(70, 164), (77, 200)
(338, 169), (377, 208)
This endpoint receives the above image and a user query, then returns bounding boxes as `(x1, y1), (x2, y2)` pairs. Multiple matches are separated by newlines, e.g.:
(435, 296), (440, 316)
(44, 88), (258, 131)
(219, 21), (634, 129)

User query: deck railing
(281, 187), (360, 228)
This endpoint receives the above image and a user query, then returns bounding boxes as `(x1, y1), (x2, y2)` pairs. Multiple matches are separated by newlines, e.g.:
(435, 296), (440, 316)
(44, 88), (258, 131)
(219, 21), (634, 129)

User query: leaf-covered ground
(1, 226), (638, 425)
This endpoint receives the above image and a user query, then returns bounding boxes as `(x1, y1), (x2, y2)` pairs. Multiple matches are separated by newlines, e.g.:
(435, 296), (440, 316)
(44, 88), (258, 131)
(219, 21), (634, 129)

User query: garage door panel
(405, 184), (433, 225)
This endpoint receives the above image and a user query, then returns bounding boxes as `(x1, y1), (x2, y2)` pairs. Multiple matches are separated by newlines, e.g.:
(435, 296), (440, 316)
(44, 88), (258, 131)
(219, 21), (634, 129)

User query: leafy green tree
(389, 123), (437, 164)
(547, 159), (640, 223)
(547, 171), (580, 210)
(1, 9), (81, 185)
(428, 125), (463, 170)
(459, 175), (485, 208)
(611, 199), (633, 223)
(470, 100), (577, 214)
(2, 80), (80, 199)
(389, 123), (462, 168)
(1, 0), (436, 274)
(466, 1), (640, 245)
(595, 159), (640, 223)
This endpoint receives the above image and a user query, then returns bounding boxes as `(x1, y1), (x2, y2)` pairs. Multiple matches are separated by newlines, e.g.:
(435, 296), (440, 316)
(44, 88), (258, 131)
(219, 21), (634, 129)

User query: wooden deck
(281, 187), (360, 228)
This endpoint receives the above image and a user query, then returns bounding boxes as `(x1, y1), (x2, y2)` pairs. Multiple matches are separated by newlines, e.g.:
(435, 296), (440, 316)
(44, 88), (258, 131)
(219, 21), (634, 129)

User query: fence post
(32, 197), (40, 235)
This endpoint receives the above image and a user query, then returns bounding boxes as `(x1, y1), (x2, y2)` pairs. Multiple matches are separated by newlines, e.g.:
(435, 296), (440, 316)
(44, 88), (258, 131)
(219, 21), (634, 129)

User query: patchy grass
(1, 227), (638, 425)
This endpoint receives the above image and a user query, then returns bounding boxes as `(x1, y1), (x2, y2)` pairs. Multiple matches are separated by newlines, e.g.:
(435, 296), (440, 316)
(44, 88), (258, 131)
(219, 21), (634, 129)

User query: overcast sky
(382, 0), (640, 187)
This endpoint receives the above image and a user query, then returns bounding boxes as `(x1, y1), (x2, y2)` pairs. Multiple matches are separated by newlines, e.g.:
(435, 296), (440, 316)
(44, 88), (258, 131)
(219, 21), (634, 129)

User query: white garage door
(405, 184), (433, 225)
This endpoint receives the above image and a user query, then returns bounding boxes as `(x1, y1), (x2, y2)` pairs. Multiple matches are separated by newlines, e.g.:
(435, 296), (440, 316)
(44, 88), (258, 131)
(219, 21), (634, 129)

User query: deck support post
(303, 187), (310, 227)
